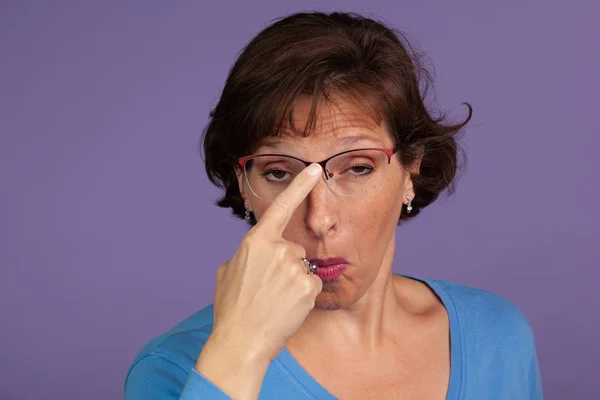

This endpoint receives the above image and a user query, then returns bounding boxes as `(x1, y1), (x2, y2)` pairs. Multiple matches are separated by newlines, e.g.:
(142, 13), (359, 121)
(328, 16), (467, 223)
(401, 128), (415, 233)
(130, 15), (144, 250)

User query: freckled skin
(237, 96), (414, 311)
(235, 97), (451, 399)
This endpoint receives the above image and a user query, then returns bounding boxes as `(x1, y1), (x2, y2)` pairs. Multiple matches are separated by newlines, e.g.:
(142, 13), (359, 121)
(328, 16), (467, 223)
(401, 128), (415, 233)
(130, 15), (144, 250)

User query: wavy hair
(202, 11), (472, 224)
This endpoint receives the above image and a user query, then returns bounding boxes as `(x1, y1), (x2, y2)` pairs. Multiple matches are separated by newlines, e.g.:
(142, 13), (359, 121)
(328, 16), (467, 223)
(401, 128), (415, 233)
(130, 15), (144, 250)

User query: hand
(211, 163), (324, 362)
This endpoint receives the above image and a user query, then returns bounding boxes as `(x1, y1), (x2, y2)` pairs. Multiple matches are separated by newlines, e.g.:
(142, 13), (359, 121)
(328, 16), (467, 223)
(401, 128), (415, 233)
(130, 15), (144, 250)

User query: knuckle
(215, 263), (227, 281)
(282, 257), (304, 279)
(313, 277), (323, 293)
(282, 241), (306, 261)
(242, 229), (267, 250)
(244, 227), (260, 242)
(238, 239), (252, 256)
(288, 242), (306, 257)
(295, 259), (307, 275)
(277, 241), (302, 258)
(272, 241), (288, 258)
(216, 263), (226, 274)
(300, 279), (316, 298)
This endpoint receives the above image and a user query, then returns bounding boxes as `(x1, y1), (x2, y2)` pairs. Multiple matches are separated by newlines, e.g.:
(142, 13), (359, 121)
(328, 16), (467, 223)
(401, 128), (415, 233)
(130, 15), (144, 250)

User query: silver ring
(301, 258), (318, 275)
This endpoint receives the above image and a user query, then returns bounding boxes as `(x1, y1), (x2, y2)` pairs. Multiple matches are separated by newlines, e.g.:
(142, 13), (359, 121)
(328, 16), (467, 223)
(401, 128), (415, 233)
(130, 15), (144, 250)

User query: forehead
(258, 96), (393, 151)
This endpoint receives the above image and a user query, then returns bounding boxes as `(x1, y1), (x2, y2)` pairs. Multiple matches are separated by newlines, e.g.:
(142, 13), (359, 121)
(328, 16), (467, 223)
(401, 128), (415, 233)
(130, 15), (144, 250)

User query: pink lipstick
(308, 258), (349, 281)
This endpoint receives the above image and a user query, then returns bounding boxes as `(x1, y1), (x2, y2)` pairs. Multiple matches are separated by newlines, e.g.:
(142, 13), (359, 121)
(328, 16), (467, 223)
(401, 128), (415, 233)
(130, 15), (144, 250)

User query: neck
(291, 236), (408, 353)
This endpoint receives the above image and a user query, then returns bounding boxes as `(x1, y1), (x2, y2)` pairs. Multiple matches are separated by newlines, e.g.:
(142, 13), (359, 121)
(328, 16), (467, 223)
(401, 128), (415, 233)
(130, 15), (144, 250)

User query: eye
(349, 165), (373, 174)
(345, 163), (374, 178)
(263, 168), (292, 182)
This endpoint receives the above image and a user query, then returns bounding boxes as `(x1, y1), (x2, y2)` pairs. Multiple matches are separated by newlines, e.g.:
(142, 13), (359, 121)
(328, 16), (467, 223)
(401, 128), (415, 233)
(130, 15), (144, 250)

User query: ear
(402, 147), (423, 201)
(402, 172), (415, 202)
(235, 165), (248, 206)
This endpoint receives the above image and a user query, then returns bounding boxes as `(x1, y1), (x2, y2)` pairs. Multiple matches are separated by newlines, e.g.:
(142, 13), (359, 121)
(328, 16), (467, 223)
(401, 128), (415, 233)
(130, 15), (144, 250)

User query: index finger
(255, 163), (322, 236)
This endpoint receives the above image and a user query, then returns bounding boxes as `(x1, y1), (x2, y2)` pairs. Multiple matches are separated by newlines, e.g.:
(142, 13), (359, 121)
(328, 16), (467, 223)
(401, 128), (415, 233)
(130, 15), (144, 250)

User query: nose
(304, 177), (338, 239)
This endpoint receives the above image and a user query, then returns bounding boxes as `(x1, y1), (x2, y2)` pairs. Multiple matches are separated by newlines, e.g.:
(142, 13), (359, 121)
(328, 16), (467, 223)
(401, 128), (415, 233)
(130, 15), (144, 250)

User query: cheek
(373, 197), (402, 228)
(345, 193), (402, 239)
(249, 199), (272, 222)
(359, 180), (404, 220)
(280, 212), (305, 239)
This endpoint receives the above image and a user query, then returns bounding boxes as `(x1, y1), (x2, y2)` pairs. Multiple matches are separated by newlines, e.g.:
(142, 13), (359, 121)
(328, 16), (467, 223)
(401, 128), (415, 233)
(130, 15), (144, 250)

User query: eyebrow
(260, 134), (381, 150)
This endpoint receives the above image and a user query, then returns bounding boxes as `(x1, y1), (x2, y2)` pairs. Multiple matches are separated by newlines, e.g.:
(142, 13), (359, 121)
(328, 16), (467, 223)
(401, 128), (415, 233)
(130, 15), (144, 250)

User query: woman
(125, 11), (542, 399)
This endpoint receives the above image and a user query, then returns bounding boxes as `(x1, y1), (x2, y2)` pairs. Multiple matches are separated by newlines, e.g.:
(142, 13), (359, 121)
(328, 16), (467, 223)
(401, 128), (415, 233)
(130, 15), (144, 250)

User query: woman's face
(237, 97), (415, 310)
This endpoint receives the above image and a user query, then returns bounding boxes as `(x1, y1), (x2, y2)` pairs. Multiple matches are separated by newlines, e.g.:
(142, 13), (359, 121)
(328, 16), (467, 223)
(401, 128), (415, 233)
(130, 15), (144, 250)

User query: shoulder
(431, 279), (531, 326)
(134, 303), (215, 361)
(429, 279), (536, 355)
(402, 277), (543, 397)
(125, 304), (216, 393)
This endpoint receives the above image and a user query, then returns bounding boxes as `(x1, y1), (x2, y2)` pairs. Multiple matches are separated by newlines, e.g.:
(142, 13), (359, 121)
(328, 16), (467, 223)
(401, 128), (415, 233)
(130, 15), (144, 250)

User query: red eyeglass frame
(238, 147), (397, 179)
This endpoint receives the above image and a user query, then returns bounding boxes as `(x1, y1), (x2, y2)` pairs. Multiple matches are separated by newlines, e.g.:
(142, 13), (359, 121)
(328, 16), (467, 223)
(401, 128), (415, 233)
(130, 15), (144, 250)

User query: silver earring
(244, 207), (252, 221)
(406, 195), (413, 214)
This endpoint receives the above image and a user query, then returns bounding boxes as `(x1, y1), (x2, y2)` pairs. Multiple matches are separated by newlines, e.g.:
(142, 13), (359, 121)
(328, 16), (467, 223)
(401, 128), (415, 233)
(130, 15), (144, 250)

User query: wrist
(208, 327), (274, 365)
(194, 331), (271, 400)
(207, 330), (272, 367)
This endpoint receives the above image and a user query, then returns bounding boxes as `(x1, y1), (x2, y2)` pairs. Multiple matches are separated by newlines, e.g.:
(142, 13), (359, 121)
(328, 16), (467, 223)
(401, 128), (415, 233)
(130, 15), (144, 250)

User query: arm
(193, 334), (271, 400)
(190, 165), (324, 398)
(528, 344), (543, 399)
(125, 354), (232, 400)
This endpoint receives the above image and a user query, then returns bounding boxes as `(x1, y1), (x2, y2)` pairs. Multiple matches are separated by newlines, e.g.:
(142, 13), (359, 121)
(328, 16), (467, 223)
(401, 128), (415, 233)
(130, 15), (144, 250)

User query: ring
(301, 258), (318, 275)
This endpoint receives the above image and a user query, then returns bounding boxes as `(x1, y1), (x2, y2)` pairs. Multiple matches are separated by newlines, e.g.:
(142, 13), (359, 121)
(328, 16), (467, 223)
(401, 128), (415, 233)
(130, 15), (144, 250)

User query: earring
(406, 195), (413, 214)
(244, 207), (252, 221)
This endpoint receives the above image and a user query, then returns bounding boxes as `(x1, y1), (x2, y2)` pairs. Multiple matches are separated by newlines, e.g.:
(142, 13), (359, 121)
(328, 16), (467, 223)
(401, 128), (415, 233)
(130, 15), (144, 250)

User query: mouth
(308, 258), (349, 281)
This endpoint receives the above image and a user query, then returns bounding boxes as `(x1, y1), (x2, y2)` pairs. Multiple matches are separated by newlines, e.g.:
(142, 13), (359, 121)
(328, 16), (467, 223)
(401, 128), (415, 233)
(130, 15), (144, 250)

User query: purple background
(1, 1), (598, 399)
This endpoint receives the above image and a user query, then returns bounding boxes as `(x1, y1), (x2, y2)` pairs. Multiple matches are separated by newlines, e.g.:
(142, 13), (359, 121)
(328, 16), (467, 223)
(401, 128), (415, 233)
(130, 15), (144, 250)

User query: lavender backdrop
(1, 1), (598, 399)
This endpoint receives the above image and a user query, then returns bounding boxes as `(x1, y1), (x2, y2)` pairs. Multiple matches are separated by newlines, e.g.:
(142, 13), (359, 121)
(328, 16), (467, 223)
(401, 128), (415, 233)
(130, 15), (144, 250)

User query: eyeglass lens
(243, 149), (390, 200)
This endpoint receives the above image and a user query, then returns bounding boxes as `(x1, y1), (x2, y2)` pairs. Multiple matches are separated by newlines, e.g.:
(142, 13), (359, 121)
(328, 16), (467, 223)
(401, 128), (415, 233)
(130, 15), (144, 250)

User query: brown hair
(202, 11), (471, 224)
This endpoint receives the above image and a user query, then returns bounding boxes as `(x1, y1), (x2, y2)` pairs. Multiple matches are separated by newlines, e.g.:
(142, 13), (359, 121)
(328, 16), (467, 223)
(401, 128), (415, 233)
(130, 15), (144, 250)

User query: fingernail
(306, 163), (321, 176)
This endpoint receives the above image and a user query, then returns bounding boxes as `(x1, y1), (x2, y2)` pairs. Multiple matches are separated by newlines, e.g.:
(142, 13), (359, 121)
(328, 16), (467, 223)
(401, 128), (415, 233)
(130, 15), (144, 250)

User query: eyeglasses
(238, 148), (397, 200)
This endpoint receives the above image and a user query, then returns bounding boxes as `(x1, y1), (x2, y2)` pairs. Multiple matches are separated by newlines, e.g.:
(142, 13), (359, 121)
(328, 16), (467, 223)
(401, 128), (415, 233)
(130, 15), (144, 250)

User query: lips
(308, 258), (349, 281)
(308, 257), (348, 267)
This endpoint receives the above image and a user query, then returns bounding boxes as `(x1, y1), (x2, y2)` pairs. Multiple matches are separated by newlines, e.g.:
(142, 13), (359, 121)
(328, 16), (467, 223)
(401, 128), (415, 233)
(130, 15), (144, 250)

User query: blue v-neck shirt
(125, 277), (543, 399)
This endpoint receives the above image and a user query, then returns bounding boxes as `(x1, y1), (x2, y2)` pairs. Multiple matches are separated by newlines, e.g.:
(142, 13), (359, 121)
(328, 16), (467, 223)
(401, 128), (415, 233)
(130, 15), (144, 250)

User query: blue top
(125, 276), (543, 399)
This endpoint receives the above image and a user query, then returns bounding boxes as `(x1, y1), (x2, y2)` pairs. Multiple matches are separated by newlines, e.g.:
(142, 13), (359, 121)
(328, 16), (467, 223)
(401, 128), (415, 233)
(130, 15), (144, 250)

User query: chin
(314, 283), (351, 310)
(314, 298), (342, 311)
